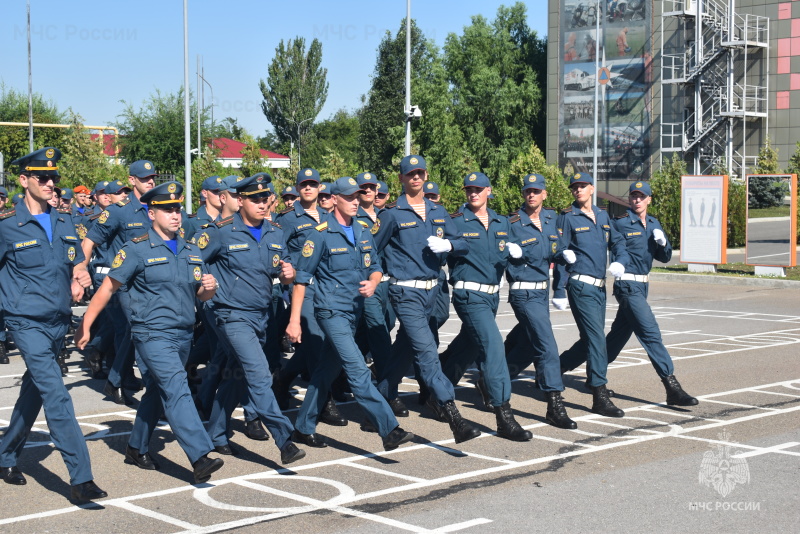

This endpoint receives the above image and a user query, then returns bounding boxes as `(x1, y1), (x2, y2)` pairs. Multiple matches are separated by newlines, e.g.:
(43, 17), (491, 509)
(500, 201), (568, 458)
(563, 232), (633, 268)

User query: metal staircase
(660, 0), (769, 177)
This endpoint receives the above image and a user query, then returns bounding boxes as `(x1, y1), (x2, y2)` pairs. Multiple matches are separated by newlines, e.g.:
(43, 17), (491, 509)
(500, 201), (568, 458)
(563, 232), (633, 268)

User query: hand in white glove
(426, 235), (452, 254)
(506, 242), (523, 259)
(608, 261), (625, 278)
(552, 298), (569, 310)
(652, 228), (667, 246)
(562, 249), (577, 264)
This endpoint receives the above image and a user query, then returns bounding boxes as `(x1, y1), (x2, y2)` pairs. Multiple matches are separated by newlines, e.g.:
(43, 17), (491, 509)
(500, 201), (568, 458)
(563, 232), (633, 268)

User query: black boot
(0, 342), (8, 365)
(662, 375), (699, 406)
(271, 372), (292, 411)
(545, 391), (577, 429)
(494, 402), (532, 441)
(591, 385), (624, 417)
(441, 400), (481, 444)
(473, 374), (492, 412)
(318, 394), (347, 426)
(57, 350), (69, 376)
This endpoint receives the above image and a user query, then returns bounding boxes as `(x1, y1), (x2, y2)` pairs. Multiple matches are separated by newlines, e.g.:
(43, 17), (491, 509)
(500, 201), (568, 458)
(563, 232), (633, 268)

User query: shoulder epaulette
(57, 207), (71, 215)
(315, 221), (328, 232)
(116, 198), (131, 207)
(0, 209), (16, 220)
(89, 212), (104, 221)
(279, 206), (294, 215)
(450, 211), (463, 218)
(434, 200), (443, 206)
(508, 212), (521, 224)
(615, 214), (627, 220)
(215, 216), (234, 228)
(385, 201), (397, 209)
(200, 222), (212, 229)
(188, 213), (197, 218)
(270, 220), (282, 229)
(561, 207), (572, 214)
(357, 220), (369, 228)
(132, 233), (149, 243)
(543, 207), (557, 213)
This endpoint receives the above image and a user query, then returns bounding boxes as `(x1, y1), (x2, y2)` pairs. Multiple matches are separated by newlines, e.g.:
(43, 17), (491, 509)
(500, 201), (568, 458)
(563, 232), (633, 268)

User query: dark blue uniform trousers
(107, 290), (136, 389)
(606, 282), (674, 377)
(560, 280), (610, 387)
(213, 309), (293, 449)
(356, 279), (392, 370)
(277, 284), (326, 381)
(506, 289), (565, 391)
(128, 329), (213, 464)
(378, 284), (455, 404)
(442, 289), (511, 406)
(296, 309), (398, 437)
(0, 317), (93, 485)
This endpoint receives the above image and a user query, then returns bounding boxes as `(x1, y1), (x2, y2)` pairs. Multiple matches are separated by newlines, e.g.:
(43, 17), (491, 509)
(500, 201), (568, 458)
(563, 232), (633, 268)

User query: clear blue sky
(1, 1), (547, 140)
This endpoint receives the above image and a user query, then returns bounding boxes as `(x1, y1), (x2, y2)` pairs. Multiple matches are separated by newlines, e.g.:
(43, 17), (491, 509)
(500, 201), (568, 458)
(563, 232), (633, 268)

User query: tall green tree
(754, 137), (781, 174)
(259, 37), (329, 152)
(301, 108), (361, 175)
(238, 132), (270, 178)
(59, 113), (126, 189)
(114, 88), (211, 175)
(443, 3), (544, 181)
(358, 20), (430, 176)
(507, 143), (572, 215)
(788, 141), (800, 177)
(0, 83), (67, 169)
(650, 153), (687, 243)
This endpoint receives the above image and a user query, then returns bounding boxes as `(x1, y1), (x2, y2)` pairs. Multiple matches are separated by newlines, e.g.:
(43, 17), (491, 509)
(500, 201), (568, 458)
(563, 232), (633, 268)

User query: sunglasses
(31, 175), (62, 185)
(376, 193), (388, 198)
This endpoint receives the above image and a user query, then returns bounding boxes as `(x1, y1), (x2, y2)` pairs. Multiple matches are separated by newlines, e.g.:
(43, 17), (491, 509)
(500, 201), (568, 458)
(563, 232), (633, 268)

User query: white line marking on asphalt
(111, 501), (199, 529)
(732, 442), (800, 458)
(431, 518), (494, 532)
(343, 460), (429, 482)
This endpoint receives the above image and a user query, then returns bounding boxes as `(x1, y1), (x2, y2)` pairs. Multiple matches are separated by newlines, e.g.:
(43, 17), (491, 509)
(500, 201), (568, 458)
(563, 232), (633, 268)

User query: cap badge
(348, 178), (357, 185)
(364, 173), (371, 179)
(144, 162), (152, 170)
(304, 169), (313, 176)
(167, 183), (177, 193)
(635, 182), (643, 188)
(45, 148), (55, 158)
(469, 174), (476, 181)
(409, 157), (418, 165)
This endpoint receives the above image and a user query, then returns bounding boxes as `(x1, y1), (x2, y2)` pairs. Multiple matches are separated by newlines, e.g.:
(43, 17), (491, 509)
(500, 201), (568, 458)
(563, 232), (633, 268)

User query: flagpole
(591, 0), (600, 206)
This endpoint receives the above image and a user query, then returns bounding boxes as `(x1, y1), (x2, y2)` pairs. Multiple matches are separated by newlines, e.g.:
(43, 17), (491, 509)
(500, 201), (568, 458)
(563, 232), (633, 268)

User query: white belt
(453, 281), (500, 294)
(389, 277), (438, 290)
(618, 273), (649, 283)
(570, 274), (605, 287)
(510, 281), (548, 290)
(380, 274), (391, 283)
(95, 267), (110, 274)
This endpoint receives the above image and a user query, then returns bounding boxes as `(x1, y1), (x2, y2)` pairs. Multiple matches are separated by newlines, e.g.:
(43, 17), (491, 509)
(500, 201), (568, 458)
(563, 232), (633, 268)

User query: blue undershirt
(341, 223), (354, 246)
(246, 222), (263, 242)
(164, 238), (178, 255)
(33, 211), (53, 243)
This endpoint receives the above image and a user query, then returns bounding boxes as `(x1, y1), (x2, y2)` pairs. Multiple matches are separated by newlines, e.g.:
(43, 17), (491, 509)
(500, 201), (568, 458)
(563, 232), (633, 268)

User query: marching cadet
(76, 181), (225, 483)
(272, 169), (347, 426)
(281, 185), (299, 210)
(353, 172), (401, 410)
(503, 174), (576, 429)
(373, 155), (481, 444)
(317, 182), (334, 212)
(287, 177), (414, 450)
(81, 160), (159, 405)
(0, 147), (107, 503)
(196, 174), (306, 465)
(440, 172), (532, 441)
(58, 187), (73, 211)
(0, 186), (9, 364)
(562, 181), (698, 406)
(374, 180), (390, 210)
(194, 175), (225, 227)
(80, 180), (120, 379)
(556, 173), (630, 417)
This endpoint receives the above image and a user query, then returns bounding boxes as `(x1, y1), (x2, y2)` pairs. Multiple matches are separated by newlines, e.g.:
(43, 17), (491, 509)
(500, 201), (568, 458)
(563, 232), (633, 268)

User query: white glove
(506, 242), (523, 259)
(552, 298), (569, 310)
(426, 235), (452, 253)
(652, 228), (667, 246)
(562, 249), (577, 264)
(608, 262), (625, 278)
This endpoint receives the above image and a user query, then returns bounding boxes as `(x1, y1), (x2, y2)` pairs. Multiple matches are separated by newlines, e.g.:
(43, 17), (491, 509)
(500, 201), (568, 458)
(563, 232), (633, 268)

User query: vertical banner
(680, 175), (729, 265)
(559, 0), (651, 181)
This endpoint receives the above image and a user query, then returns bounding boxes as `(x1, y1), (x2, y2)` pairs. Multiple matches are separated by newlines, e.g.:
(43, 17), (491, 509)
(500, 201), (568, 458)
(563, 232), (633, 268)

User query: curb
(649, 272), (800, 289)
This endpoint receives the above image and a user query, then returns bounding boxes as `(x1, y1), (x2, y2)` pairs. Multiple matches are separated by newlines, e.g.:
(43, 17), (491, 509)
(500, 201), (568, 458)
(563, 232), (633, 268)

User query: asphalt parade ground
(1, 277), (798, 533)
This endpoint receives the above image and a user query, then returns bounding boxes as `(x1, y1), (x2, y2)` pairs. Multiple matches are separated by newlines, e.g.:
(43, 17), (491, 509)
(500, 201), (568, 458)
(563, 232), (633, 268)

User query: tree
(259, 37), (328, 152)
(358, 20), (430, 176)
(787, 141), (800, 177)
(114, 87), (211, 175)
(443, 3), (544, 181)
(301, 108), (361, 175)
(649, 154), (687, 243)
(0, 83), (67, 168)
(58, 113), (126, 189)
(238, 132), (270, 179)
(754, 137), (781, 174)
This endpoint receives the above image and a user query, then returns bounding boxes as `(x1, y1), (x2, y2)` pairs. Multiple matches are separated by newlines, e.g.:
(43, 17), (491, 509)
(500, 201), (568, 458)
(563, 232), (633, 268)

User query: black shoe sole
(194, 458), (224, 483)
